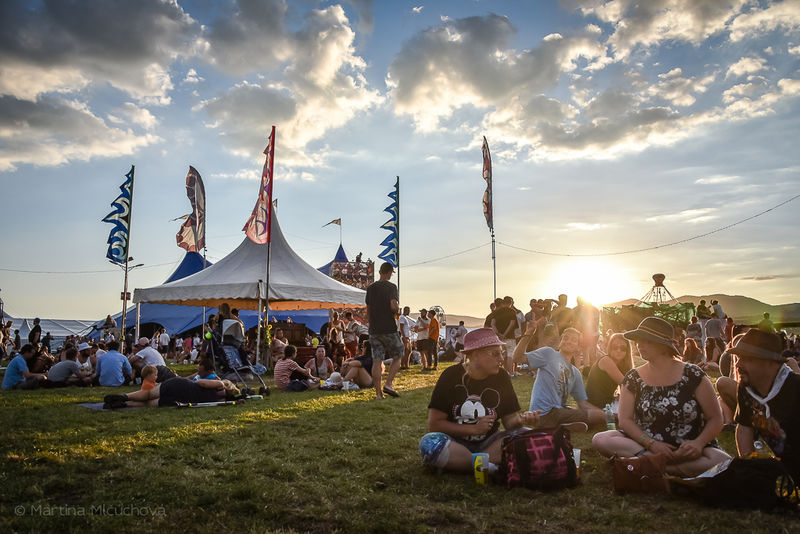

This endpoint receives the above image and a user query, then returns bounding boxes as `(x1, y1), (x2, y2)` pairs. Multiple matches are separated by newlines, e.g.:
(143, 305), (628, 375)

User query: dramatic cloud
(201, 5), (381, 167)
(0, 0), (199, 103)
(563, 0), (749, 59)
(729, 0), (800, 42)
(0, 96), (159, 172)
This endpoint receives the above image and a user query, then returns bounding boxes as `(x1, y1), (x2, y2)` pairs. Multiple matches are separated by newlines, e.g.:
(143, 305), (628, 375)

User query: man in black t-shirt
(365, 262), (403, 399)
(733, 329), (800, 480)
(419, 328), (540, 474)
(28, 318), (42, 345)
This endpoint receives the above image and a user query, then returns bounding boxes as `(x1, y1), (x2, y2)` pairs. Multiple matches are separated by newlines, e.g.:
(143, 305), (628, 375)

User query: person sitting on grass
(94, 340), (133, 387)
(512, 323), (605, 430)
(46, 347), (91, 387)
(682, 337), (704, 365)
(105, 377), (239, 408)
(418, 328), (540, 474)
(340, 338), (381, 389)
(592, 317), (730, 477)
(186, 358), (219, 382)
(1, 344), (47, 390)
(304, 346), (335, 381)
(273, 344), (318, 391)
(138, 365), (158, 391)
(585, 333), (633, 410)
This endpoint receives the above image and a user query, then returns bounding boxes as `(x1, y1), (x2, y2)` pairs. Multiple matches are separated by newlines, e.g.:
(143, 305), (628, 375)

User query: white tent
(133, 213), (366, 311)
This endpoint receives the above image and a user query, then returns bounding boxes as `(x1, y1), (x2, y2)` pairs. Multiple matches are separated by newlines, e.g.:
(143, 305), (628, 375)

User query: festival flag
(102, 165), (135, 264)
(481, 136), (493, 231)
(322, 218), (342, 227)
(243, 126), (276, 244)
(377, 177), (399, 267)
(176, 166), (206, 252)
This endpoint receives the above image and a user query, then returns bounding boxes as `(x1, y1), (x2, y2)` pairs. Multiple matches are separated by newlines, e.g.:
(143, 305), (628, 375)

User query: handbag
(612, 454), (670, 494)
(500, 428), (579, 491)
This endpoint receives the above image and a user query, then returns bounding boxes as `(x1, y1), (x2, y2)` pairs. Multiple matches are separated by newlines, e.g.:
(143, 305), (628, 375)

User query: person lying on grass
(592, 317), (730, 477)
(419, 328), (540, 474)
(106, 377), (240, 408)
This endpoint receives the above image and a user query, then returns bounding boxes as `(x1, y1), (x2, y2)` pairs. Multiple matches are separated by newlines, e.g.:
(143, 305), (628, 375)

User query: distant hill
(606, 294), (800, 326)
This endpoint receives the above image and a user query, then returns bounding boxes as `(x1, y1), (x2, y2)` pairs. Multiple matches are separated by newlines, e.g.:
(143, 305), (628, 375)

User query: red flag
(176, 166), (206, 252)
(243, 127), (275, 244)
(481, 136), (493, 231)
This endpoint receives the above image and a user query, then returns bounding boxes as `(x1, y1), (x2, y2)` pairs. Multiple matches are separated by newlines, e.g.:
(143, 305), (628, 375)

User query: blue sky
(1, 0), (799, 320)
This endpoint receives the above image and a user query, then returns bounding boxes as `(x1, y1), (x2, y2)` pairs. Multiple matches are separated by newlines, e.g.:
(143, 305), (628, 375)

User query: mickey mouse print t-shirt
(428, 364), (520, 442)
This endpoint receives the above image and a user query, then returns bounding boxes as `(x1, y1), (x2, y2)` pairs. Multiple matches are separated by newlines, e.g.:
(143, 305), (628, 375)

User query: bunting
(102, 165), (135, 264)
(481, 136), (493, 231)
(176, 165), (206, 252)
(243, 127), (276, 244)
(377, 177), (399, 268)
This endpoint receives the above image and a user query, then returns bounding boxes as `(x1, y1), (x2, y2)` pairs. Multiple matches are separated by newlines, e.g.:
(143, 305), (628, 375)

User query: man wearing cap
(734, 329), (800, 479)
(513, 322), (605, 429)
(365, 262), (404, 399)
(76, 342), (95, 373)
(131, 337), (166, 368)
(419, 328), (540, 473)
(414, 308), (431, 370)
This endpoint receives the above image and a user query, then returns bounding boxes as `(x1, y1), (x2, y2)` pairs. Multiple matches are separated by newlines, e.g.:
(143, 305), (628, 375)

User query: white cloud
(202, 5), (382, 167)
(722, 76), (769, 103)
(694, 175), (741, 185)
(647, 68), (714, 107)
(566, 222), (609, 231)
(729, 0), (800, 42)
(0, 96), (159, 172)
(211, 169), (260, 180)
(183, 68), (203, 84)
(789, 44), (800, 55)
(412, 6), (424, 14)
(646, 207), (718, 224)
(726, 56), (768, 78)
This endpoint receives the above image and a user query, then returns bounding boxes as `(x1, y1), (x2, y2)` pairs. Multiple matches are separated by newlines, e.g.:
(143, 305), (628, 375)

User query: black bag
(499, 428), (579, 491)
(698, 457), (799, 511)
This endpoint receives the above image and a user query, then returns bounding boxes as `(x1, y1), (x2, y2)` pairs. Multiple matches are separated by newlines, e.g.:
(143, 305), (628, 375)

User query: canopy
(164, 251), (212, 283)
(318, 244), (348, 276)
(9, 317), (96, 344)
(133, 213), (366, 311)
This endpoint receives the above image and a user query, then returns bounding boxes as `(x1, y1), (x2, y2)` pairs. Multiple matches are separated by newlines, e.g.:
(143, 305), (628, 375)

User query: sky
(1, 0), (799, 321)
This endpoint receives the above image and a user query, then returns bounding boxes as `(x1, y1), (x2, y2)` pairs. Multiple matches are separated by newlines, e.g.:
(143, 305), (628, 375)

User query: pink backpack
(500, 428), (579, 490)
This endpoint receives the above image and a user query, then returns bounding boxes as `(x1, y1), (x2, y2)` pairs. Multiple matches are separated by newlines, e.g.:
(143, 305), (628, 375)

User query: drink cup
(573, 449), (582, 476)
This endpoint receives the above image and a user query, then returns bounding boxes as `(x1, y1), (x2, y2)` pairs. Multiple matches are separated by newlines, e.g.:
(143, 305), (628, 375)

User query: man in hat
(733, 329), (800, 479)
(513, 322), (605, 429)
(365, 262), (404, 399)
(419, 328), (540, 473)
(131, 337), (166, 368)
(76, 342), (95, 373)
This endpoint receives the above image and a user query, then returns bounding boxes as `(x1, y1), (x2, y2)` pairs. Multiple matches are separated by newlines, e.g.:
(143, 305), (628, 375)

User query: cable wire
(498, 192), (800, 257)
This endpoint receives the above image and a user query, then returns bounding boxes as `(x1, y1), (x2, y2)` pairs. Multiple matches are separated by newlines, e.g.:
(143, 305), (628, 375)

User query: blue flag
(377, 177), (399, 267)
(103, 165), (135, 264)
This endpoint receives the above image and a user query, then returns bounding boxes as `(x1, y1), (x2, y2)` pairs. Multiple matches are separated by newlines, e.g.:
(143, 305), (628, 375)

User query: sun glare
(541, 258), (633, 307)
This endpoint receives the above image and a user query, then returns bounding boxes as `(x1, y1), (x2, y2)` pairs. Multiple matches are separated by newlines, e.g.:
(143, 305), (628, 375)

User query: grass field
(1, 363), (798, 533)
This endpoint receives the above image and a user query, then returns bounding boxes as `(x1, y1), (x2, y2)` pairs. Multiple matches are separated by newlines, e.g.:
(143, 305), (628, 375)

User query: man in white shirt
(398, 306), (414, 369)
(132, 337), (166, 367)
(158, 329), (170, 355)
(454, 321), (468, 352)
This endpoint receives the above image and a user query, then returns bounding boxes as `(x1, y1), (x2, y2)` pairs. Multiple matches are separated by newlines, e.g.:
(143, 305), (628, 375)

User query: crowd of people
(3, 276), (800, 494)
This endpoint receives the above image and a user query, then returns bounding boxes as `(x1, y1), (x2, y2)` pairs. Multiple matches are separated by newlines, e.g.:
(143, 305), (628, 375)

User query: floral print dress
(623, 363), (716, 448)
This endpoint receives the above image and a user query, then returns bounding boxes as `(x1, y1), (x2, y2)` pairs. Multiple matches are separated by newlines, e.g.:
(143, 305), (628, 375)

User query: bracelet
(640, 433), (654, 449)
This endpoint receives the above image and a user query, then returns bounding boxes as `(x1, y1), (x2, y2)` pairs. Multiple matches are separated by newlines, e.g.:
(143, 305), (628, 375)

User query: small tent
(318, 244), (349, 276)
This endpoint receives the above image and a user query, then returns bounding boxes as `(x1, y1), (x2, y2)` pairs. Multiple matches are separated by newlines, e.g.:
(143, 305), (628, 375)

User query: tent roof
(164, 251), (212, 283)
(133, 213), (365, 311)
(318, 244), (348, 276)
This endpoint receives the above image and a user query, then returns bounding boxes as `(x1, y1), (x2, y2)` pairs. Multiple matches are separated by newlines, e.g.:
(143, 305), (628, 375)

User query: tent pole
(263, 239), (272, 366)
(136, 303), (141, 340)
(202, 248), (207, 328)
(396, 176), (400, 301)
(256, 286), (262, 365)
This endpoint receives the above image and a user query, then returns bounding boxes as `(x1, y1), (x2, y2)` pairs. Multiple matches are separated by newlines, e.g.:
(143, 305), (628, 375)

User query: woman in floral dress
(592, 317), (730, 476)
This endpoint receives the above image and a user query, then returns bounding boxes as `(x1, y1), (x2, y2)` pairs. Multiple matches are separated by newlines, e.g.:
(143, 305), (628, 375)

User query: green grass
(0, 363), (797, 533)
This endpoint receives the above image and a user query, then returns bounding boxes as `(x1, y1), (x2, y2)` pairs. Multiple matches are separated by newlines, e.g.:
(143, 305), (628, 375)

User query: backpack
(499, 428), (579, 490)
(696, 457), (799, 511)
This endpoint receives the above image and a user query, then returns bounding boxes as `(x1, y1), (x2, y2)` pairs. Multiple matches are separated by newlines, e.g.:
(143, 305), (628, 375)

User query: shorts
(537, 407), (589, 428)
(369, 332), (404, 362)
(503, 338), (516, 358)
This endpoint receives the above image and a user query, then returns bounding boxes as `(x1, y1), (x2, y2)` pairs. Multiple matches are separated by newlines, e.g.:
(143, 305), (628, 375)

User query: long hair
(606, 333), (633, 374)
(682, 337), (703, 364)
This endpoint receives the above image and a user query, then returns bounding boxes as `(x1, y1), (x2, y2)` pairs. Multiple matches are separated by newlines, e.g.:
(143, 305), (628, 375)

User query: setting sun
(541, 258), (637, 307)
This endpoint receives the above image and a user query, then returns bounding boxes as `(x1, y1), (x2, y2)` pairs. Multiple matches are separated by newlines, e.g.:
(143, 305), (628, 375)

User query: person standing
(454, 321), (468, 353)
(414, 308), (431, 369)
(427, 308), (441, 371)
(398, 306), (414, 369)
(343, 311), (361, 359)
(365, 262), (404, 399)
(28, 318), (42, 345)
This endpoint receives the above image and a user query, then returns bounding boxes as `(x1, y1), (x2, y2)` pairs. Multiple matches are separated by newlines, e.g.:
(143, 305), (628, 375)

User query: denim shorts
(369, 332), (404, 361)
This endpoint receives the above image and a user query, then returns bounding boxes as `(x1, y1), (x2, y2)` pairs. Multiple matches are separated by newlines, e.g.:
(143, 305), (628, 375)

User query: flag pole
(120, 165), (135, 347)
(396, 176), (400, 300)
(491, 228), (496, 300)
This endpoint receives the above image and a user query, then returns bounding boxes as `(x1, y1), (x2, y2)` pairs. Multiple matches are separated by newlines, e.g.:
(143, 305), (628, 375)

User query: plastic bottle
(472, 453), (489, 485)
(604, 404), (616, 430)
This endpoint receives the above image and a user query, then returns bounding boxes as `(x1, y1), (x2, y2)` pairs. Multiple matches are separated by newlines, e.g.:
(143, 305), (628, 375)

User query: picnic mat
(79, 402), (142, 411)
